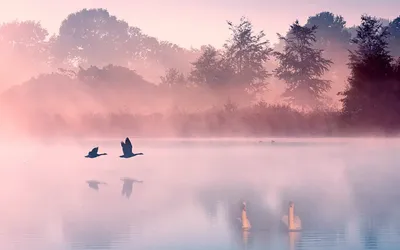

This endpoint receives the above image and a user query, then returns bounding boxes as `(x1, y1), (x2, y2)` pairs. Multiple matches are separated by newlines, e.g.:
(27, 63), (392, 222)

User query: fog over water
(0, 138), (400, 250)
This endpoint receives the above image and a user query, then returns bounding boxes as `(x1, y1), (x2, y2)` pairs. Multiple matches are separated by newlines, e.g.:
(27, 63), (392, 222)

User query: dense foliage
(1, 9), (400, 137)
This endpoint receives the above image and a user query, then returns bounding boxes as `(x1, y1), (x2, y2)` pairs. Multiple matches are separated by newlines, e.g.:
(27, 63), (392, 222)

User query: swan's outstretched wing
(121, 137), (133, 154)
(89, 147), (99, 155)
(125, 137), (133, 149)
(120, 140), (127, 155)
(281, 215), (289, 226)
(294, 216), (302, 228)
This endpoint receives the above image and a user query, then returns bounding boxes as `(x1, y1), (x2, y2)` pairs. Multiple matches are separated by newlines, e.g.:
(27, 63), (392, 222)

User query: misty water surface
(0, 138), (400, 250)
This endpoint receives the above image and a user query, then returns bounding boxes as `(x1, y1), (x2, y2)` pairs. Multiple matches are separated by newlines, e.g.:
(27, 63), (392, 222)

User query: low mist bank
(0, 102), (394, 139)
(1, 13), (400, 139)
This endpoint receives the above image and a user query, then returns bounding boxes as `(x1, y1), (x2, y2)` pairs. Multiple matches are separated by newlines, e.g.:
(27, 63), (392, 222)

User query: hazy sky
(1, 0), (400, 49)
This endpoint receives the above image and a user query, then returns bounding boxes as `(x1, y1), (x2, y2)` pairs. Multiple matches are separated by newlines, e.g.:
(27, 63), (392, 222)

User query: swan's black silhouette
(86, 180), (107, 191)
(121, 177), (143, 198)
(119, 137), (143, 158)
(85, 147), (107, 158)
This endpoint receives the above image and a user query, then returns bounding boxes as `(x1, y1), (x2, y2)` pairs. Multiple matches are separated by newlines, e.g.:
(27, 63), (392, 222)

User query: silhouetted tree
(189, 45), (233, 87)
(57, 68), (78, 78)
(347, 26), (358, 38)
(274, 20), (333, 108)
(52, 8), (196, 82)
(77, 64), (150, 87)
(0, 21), (52, 87)
(133, 36), (198, 82)
(347, 18), (390, 39)
(306, 12), (351, 47)
(378, 18), (391, 26)
(77, 64), (157, 110)
(52, 8), (137, 68)
(160, 68), (187, 88)
(275, 12), (351, 59)
(340, 15), (400, 129)
(388, 16), (400, 57)
(223, 17), (273, 96)
(305, 12), (352, 65)
(305, 12), (353, 99)
(146, 41), (193, 71)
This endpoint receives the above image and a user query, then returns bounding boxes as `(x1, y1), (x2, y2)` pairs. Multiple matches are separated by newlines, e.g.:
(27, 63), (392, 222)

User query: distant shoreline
(1, 134), (399, 144)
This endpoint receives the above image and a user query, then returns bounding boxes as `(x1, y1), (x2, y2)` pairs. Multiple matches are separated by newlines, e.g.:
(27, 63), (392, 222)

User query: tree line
(1, 9), (400, 137)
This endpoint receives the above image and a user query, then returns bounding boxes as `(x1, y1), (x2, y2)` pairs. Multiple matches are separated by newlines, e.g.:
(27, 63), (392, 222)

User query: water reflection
(62, 207), (136, 249)
(1, 139), (400, 249)
(121, 177), (143, 199)
(242, 230), (250, 249)
(86, 180), (107, 191)
(288, 231), (301, 250)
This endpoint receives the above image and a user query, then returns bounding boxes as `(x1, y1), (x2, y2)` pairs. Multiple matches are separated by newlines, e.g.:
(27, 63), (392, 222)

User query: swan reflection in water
(120, 177), (143, 199)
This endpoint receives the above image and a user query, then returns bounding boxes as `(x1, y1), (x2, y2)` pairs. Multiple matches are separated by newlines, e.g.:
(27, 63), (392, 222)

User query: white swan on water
(281, 201), (302, 231)
(237, 202), (251, 230)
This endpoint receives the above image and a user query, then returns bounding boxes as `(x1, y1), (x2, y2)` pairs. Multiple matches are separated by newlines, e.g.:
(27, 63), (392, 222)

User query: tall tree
(160, 68), (195, 108)
(76, 64), (157, 111)
(388, 16), (400, 57)
(189, 45), (232, 87)
(306, 12), (351, 47)
(52, 8), (137, 68)
(136, 39), (197, 83)
(340, 15), (400, 129)
(77, 64), (149, 87)
(305, 12), (352, 101)
(274, 20), (333, 108)
(347, 26), (358, 38)
(146, 41), (192, 71)
(0, 21), (51, 87)
(53, 8), (195, 82)
(275, 12), (351, 62)
(223, 17), (273, 97)
(160, 68), (187, 88)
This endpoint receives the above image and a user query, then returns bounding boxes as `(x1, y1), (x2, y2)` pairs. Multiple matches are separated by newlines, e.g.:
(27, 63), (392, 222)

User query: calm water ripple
(0, 138), (400, 250)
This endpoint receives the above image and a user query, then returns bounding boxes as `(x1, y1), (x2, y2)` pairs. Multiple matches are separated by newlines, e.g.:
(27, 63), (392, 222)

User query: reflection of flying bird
(120, 177), (143, 198)
(86, 180), (107, 191)
(85, 147), (107, 158)
(119, 137), (144, 158)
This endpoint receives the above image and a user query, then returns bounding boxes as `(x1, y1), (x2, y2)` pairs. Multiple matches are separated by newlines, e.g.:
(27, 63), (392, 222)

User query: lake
(0, 138), (400, 250)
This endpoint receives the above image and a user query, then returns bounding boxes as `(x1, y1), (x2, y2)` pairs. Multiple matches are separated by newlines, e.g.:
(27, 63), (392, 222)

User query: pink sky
(0, 0), (399, 48)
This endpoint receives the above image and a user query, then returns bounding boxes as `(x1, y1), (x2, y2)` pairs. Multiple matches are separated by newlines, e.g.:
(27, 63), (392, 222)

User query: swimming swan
(281, 201), (302, 231)
(237, 202), (251, 230)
